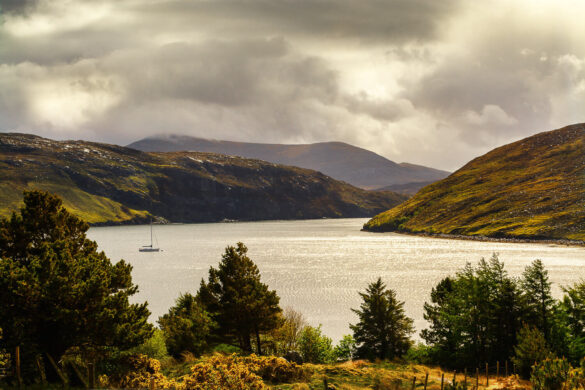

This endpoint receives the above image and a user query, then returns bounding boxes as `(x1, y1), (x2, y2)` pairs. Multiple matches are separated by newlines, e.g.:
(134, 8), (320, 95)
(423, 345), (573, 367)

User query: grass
(364, 123), (585, 242)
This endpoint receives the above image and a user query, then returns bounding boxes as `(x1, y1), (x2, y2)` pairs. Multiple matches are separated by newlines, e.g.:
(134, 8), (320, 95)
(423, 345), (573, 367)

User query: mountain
(0, 133), (407, 225)
(364, 123), (585, 242)
(127, 136), (450, 190)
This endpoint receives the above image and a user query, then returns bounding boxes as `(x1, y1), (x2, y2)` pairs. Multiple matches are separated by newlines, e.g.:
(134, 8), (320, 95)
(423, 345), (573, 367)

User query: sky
(0, 0), (583, 171)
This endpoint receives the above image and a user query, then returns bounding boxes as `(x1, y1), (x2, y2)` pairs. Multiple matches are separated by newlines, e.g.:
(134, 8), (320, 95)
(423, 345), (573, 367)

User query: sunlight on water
(88, 218), (585, 342)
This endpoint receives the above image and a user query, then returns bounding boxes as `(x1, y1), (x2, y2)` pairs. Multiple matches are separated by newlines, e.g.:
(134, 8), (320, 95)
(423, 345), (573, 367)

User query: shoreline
(362, 228), (585, 247)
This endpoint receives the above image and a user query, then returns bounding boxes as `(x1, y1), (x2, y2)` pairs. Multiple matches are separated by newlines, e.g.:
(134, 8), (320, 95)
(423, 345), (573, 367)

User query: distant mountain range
(127, 136), (450, 192)
(0, 133), (408, 225)
(364, 123), (585, 242)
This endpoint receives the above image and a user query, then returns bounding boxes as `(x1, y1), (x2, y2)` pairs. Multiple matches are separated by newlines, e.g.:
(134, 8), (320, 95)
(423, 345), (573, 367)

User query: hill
(0, 133), (407, 225)
(127, 136), (449, 190)
(363, 123), (585, 242)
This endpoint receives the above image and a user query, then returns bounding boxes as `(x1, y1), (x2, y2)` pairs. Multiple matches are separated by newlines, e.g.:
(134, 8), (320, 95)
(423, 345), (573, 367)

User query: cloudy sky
(0, 0), (583, 170)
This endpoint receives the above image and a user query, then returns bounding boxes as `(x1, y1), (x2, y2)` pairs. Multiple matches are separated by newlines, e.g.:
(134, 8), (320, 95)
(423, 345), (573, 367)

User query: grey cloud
(0, 0), (39, 15)
(139, 0), (462, 43)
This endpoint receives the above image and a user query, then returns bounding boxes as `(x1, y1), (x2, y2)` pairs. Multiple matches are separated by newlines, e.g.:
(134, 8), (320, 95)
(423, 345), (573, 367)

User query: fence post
(485, 363), (489, 387)
(88, 362), (95, 389)
(463, 368), (467, 389)
(149, 376), (156, 390)
(423, 372), (428, 390)
(441, 373), (444, 390)
(15, 346), (22, 387)
(452, 370), (456, 386)
(411, 376), (416, 390)
(505, 360), (508, 377)
(497, 361), (500, 379)
(476, 368), (479, 389)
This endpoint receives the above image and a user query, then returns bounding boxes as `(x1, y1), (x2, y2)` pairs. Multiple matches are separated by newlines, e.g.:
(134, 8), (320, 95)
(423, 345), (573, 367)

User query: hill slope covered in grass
(0, 133), (407, 225)
(364, 123), (585, 242)
(128, 136), (450, 190)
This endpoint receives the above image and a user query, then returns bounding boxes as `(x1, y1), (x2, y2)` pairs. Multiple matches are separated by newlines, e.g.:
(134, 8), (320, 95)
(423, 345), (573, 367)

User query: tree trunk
(255, 327), (262, 355)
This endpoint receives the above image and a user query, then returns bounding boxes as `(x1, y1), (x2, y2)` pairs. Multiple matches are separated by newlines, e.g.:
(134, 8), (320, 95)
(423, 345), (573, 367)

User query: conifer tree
(197, 242), (282, 353)
(0, 191), (152, 368)
(158, 293), (215, 357)
(521, 260), (554, 340)
(350, 278), (413, 360)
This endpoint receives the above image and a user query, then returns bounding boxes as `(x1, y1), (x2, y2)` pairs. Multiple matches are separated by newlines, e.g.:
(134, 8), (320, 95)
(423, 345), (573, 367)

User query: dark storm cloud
(137, 0), (461, 43)
(0, 0), (39, 15)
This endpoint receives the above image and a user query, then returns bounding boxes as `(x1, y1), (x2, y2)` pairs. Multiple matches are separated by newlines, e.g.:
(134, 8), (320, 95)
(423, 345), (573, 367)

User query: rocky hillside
(364, 123), (585, 242)
(128, 136), (449, 190)
(0, 133), (407, 225)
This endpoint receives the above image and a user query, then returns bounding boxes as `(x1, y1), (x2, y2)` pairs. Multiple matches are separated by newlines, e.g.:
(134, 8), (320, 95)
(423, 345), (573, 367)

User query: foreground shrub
(531, 357), (572, 390)
(183, 354), (266, 390)
(101, 354), (176, 389)
(513, 325), (553, 378)
(242, 354), (312, 383)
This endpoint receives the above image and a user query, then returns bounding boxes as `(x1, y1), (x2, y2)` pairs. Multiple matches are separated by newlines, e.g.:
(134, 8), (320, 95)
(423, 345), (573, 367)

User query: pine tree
(350, 278), (414, 360)
(521, 260), (554, 340)
(0, 191), (152, 369)
(197, 242), (282, 353)
(158, 293), (215, 357)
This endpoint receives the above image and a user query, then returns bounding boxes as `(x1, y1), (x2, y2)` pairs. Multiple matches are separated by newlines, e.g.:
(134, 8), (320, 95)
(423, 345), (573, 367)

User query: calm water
(88, 218), (585, 342)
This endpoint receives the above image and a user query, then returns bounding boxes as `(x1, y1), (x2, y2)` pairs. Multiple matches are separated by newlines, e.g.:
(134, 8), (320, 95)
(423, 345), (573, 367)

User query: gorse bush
(101, 354), (177, 389)
(184, 354), (266, 390)
(181, 353), (310, 389)
(241, 354), (312, 383)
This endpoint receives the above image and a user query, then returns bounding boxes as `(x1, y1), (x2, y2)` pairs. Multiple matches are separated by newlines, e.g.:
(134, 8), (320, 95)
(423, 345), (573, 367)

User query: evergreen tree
(0, 191), (152, 368)
(512, 325), (553, 378)
(197, 242), (282, 353)
(158, 293), (215, 357)
(421, 277), (460, 364)
(350, 278), (414, 360)
(421, 255), (524, 368)
(556, 281), (585, 362)
(521, 260), (555, 340)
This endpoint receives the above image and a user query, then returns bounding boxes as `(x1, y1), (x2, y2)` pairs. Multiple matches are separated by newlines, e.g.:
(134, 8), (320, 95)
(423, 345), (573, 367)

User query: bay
(88, 218), (585, 342)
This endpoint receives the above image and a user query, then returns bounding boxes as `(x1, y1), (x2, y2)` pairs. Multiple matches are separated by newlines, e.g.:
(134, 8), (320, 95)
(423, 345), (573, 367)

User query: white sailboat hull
(139, 247), (160, 252)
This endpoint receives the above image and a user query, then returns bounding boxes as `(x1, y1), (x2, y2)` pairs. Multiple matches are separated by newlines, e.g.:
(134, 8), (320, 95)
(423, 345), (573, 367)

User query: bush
(333, 335), (356, 362)
(404, 343), (433, 365)
(298, 325), (334, 364)
(242, 354), (311, 383)
(101, 354), (177, 389)
(183, 354), (266, 390)
(131, 329), (169, 360)
(531, 357), (572, 390)
(513, 325), (553, 378)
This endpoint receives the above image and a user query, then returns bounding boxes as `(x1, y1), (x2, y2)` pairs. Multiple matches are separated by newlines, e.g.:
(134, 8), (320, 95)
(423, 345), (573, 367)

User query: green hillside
(364, 123), (585, 242)
(0, 133), (407, 225)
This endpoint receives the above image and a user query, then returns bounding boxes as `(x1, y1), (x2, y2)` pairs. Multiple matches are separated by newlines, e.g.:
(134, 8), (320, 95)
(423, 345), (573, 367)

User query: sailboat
(139, 220), (160, 252)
